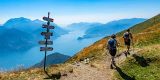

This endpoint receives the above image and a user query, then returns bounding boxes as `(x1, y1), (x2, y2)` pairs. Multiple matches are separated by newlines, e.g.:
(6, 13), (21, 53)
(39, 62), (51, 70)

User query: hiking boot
(110, 64), (114, 69)
(128, 52), (130, 55)
(124, 52), (128, 57)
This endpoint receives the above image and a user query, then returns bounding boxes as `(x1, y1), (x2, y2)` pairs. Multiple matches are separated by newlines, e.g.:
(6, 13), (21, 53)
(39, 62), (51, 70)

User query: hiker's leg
(110, 56), (114, 69)
(127, 45), (130, 52)
(111, 55), (116, 66)
(111, 56), (115, 63)
(124, 45), (128, 57)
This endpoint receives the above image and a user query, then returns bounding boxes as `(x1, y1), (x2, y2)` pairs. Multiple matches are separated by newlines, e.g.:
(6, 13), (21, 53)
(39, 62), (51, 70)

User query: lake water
(0, 30), (103, 71)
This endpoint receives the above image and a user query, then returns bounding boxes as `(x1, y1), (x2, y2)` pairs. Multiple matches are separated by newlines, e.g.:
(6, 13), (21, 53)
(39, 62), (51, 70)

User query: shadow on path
(44, 71), (61, 80)
(114, 63), (135, 80)
(132, 54), (150, 67)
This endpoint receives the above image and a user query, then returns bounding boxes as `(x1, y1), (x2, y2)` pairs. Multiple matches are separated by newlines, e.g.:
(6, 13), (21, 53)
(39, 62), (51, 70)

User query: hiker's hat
(127, 29), (130, 32)
(111, 34), (116, 38)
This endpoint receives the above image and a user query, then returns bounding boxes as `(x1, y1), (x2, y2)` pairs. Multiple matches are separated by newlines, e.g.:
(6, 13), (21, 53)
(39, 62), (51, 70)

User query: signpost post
(39, 12), (54, 73)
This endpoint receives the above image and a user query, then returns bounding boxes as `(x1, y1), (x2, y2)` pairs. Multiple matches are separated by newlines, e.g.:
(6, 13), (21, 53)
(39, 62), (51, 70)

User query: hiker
(123, 29), (133, 56)
(107, 34), (119, 69)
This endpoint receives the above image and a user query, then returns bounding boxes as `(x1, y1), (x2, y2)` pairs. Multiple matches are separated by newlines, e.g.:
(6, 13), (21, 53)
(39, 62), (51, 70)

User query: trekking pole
(117, 43), (120, 65)
(132, 39), (134, 53)
(117, 47), (119, 65)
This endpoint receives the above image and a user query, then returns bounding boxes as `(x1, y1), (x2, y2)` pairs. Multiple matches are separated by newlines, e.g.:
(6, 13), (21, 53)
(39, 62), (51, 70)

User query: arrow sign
(42, 24), (55, 29)
(41, 32), (53, 36)
(43, 17), (54, 22)
(40, 47), (53, 51)
(39, 41), (53, 45)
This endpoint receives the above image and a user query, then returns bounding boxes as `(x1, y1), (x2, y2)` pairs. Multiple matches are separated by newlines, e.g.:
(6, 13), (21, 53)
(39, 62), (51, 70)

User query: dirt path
(60, 49), (141, 80)
(115, 49), (141, 65)
(60, 60), (113, 80)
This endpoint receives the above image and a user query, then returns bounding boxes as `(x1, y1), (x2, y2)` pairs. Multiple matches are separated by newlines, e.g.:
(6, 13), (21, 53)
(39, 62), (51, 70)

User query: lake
(0, 30), (103, 71)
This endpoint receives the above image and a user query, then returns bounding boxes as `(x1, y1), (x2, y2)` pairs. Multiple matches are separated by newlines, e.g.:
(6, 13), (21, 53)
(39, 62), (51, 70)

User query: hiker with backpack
(107, 34), (119, 69)
(123, 29), (133, 57)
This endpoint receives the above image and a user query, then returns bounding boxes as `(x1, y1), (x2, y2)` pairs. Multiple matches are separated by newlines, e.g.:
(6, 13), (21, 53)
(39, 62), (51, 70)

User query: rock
(51, 72), (61, 79)
(69, 69), (73, 73)
(62, 73), (67, 76)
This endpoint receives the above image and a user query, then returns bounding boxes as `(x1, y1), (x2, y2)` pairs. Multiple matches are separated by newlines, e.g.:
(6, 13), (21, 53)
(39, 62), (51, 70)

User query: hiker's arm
(107, 44), (109, 50)
(106, 40), (109, 50)
(122, 33), (125, 38)
(130, 33), (133, 40)
(116, 40), (120, 47)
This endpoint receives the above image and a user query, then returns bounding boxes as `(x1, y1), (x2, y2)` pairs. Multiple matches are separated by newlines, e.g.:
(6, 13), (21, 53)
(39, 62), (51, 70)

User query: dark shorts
(109, 49), (117, 56)
(124, 39), (131, 46)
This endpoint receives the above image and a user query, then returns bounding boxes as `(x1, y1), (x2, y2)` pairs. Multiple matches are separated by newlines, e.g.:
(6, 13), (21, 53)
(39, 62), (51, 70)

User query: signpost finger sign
(40, 47), (53, 51)
(42, 24), (55, 29)
(39, 41), (53, 45)
(43, 17), (54, 22)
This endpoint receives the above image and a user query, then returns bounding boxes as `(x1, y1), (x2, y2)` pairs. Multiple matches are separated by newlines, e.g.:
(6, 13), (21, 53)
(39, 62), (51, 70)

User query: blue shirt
(108, 38), (117, 49)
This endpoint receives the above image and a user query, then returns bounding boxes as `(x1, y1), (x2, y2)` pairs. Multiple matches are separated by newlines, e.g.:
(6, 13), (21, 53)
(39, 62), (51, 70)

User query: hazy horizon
(0, 17), (148, 27)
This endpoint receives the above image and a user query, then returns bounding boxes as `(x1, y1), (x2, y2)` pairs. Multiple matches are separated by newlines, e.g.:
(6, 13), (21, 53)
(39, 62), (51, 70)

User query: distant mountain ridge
(4, 17), (43, 31)
(66, 22), (102, 31)
(78, 18), (146, 40)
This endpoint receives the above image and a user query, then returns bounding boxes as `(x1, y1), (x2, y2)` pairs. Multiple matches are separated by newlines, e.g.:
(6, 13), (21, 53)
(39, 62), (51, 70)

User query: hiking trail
(60, 49), (140, 80)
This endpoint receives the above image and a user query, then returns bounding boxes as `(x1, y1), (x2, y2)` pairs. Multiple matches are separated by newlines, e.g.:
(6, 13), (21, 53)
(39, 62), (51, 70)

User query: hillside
(32, 52), (70, 68)
(0, 28), (36, 52)
(0, 14), (159, 80)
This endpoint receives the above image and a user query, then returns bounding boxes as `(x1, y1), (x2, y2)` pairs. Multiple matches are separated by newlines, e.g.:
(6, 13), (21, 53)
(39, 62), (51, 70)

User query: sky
(0, 0), (160, 27)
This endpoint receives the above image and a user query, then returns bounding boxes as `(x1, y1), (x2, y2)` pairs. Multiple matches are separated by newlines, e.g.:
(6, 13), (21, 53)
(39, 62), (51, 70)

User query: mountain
(32, 52), (70, 68)
(4, 17), (43, 32)
(4, 17), (68, 37)
(0, 17), (68, 52)
(0, 28), (35, 52)
(66, 22), (102, 31)
(1, 14), (160, 80)
(78, 18), (146, 40)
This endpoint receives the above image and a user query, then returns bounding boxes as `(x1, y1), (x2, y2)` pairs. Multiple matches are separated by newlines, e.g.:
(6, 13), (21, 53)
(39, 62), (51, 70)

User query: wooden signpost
(39, 12), (55, 72)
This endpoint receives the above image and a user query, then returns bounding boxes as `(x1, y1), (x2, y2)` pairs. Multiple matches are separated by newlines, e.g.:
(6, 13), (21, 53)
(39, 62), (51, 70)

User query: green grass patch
(114, 46), (160, 80)
(135, 32), (160, 48)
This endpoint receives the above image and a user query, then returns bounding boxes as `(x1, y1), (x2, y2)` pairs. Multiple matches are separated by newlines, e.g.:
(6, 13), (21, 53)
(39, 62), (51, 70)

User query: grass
(0, 63), (73, 80)
(114, 45), (160, 80)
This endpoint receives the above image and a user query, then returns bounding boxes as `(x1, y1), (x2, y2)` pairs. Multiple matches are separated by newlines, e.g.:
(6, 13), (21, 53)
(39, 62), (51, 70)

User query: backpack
(123, 32), (130, 42)
(108, 38), (116, 50)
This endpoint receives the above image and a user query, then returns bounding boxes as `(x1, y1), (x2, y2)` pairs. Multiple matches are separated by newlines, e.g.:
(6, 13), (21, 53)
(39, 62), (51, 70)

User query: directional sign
(41, 32), (53, 36)
(39, 41), (53, 45)
(43, 17), (54, 22)
(40, 47), (53, 51)
(42, 24), (55, 29)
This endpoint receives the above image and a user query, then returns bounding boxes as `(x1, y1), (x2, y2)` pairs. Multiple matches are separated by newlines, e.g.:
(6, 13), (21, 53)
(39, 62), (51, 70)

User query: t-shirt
(108, 38), (117, 49)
